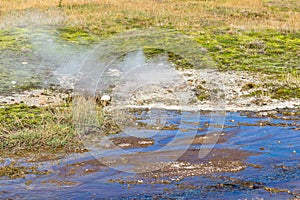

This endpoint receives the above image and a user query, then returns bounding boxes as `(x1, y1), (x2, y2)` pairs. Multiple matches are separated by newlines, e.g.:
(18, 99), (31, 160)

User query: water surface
(0, 109), (299, 199)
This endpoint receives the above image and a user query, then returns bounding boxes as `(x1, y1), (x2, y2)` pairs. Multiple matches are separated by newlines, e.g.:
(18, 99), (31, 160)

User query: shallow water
(0, 109), (299, 199)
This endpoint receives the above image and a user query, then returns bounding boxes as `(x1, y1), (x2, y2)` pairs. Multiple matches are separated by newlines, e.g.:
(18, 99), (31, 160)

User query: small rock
(137, 180), (143, 184)
(100, 95), (111, 106)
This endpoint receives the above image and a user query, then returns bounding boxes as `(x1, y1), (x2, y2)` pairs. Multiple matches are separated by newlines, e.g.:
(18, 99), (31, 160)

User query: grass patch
(194, 29), (300, 73)
(0, 104), (80, 151)
(0, 29), (31, 51)
(271, 87), (300, 99)
(243, 72), (300, 100)
(1, 1), (299, 75)
(0, 27), (101, 94)
(0, 97), (121, 153)
(246, 87), (300, 99)
(143, 47), (195, 69)
(2, 0), (300, 33)
(56, 26), (99, 45)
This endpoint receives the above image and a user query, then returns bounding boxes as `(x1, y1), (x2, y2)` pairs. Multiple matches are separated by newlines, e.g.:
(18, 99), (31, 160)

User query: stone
(100, 95), (111, 106)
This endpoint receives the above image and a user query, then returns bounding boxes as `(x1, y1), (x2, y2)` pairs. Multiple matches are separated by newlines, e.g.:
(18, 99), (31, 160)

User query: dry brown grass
(1, 0), (299, 33)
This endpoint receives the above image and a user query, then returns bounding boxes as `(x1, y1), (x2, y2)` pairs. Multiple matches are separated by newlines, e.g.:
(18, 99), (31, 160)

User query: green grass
(1, 23), (299, 75)
(0, 99), (120, 153)
(0, 104), (79, 151)
(0, 27), (101, 95)
(56, 26), (99, 45)
(194, 29), (300, 73)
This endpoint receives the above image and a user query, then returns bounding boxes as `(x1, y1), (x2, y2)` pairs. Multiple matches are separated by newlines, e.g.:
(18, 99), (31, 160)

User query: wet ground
(0, 108), (299, 199)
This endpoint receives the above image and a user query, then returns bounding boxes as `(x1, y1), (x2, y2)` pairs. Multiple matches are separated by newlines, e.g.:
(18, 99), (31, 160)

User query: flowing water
(0, 109), (299, 199)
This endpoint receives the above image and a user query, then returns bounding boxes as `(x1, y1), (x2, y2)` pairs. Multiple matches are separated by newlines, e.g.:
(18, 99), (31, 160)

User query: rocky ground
(1, 69), (299, 111)
(106, 68), (300, 111)
(0, 89), (69, 107)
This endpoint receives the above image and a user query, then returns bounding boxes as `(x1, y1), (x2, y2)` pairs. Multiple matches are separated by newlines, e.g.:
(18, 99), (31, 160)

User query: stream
(0, 109), (299, 199)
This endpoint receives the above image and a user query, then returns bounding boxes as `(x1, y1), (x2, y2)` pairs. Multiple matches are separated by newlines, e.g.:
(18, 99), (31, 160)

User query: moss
(0, 29), (31, 51)
(143, 47), (165, 59)
(194, 29), (300, 74)
(56, 26), (99, 45)
(0, 104), (50, 130)
(0, 162), (48, 179)
(244, 84), (300, 100)
(0, 27), (101, 95)
(35, 25), (299, 76)
(271, 87), (300, 99)
(136, 47), (195, 69)
(193, 85), (210, 101)
(168, 52), (195, 69)
(245, 90), (266, 97)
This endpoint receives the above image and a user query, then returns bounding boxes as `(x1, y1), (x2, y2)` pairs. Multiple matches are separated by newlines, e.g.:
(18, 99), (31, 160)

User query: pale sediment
(1, 69), (299, 112)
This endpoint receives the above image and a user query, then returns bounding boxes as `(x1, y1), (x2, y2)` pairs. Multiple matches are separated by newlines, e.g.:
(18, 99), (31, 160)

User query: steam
(29, 30), (93, 89)
(0, 9), (98, 93)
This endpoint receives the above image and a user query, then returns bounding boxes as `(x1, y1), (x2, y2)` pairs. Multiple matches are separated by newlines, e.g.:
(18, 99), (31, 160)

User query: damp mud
(0, 109), (299, 199)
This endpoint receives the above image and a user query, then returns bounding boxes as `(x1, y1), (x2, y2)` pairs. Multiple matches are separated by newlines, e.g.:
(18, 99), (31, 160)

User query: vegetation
(1, 0), (299, 74)
(0, 95), (120, 152)
(0, 0), (299, 151)
(0, 103), (79, 152)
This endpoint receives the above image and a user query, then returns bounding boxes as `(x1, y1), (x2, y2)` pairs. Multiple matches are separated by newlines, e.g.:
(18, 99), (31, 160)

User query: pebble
(292, 150), (296, 154)
(101, 95), (111, 101)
